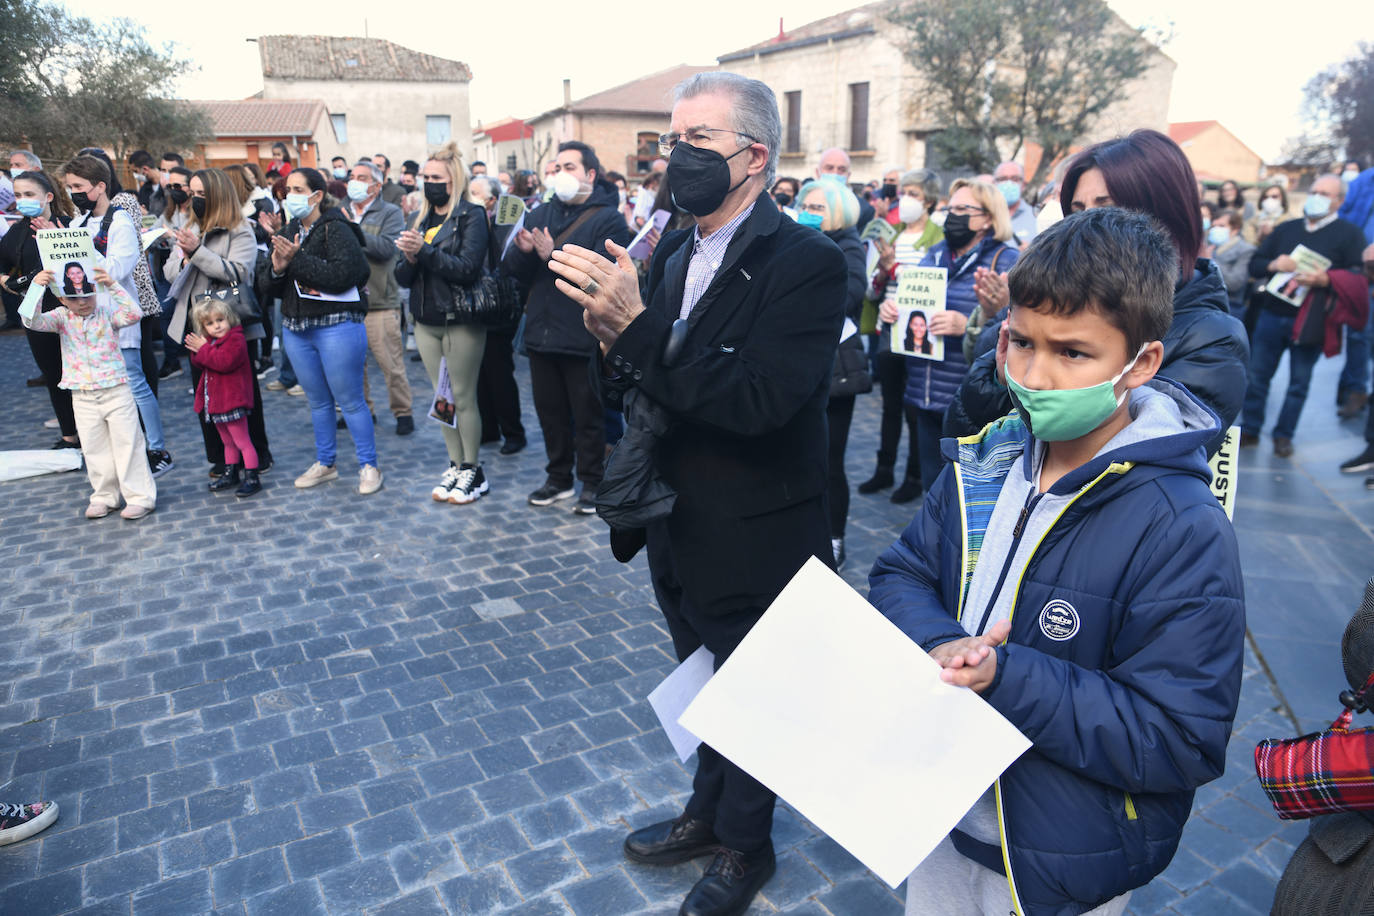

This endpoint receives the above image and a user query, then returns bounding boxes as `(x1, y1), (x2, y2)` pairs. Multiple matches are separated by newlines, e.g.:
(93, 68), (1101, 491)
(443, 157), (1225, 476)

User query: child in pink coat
(186, 299), (261, 498)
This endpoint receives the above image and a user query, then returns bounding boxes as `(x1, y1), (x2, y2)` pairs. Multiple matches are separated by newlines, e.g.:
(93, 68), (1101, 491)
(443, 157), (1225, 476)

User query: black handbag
(194, 260), (264, 340)
(830, 335), (873, 397)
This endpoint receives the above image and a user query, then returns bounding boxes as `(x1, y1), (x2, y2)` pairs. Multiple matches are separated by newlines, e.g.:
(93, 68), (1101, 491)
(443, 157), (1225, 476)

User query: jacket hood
(1041, 376), (1220, 496)
(1173, 258), (1230, 317)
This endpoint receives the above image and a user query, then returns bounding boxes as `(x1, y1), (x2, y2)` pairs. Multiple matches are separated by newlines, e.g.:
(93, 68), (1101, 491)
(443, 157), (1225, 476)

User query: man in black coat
(504, 141), (633, 514)
(549, 72), (847, 916)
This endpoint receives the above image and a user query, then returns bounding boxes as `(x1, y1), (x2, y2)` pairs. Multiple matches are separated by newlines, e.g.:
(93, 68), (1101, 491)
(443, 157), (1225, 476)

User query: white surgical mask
(346, 180), (370, 202)
(898, 196), (924, 224)
(552, 171), (582, 203)
(1261, 197), (1283, 217)
(11, 168), (26, 179)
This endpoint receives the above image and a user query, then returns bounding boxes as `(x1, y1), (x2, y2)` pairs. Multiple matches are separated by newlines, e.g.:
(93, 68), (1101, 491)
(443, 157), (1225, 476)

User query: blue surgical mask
(997, 180), (1021, 207)
(1304, 194), (1331, 219)
(332, 167), (347, 180)
(819, 173), (846, 185)
(284, 192), (314, 220)
(16, 198), (43, 218)
(346, 180), (370, 202)
(1201, 216), (1210, 232)
(1207, 225), (1230, 247)
(797, 211), (824, 230)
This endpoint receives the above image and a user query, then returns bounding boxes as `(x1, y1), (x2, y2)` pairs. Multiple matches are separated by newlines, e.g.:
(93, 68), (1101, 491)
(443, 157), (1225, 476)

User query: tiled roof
(719, 2), (887, 61)
(189, 99), (329, 138)
(531, 64), (716, 122)
(1168, 120), (1219, 145)
(474, 118), (534, 143)
(258, 35), (471, 83)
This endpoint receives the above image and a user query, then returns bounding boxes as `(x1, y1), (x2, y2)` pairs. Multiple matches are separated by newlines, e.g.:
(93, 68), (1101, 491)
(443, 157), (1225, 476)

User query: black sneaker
(572, 494), (597, 515)
(1339, 446), (1374, 474)
(158, 362), (183, 380)
(254, 359), (273, 379)
(51, 437), (80, 450)
(891, 478), (923, 504)
(499, 438), (526, 456)
(148, 450), (175, 478)
(447, 464), (488, 504)
(528, 482), (575, 506)
(396, 415), (415, 436)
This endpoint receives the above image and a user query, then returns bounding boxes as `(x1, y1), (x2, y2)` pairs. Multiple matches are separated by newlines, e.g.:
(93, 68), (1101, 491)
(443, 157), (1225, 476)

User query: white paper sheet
(0, 449), (83, 482)
(648, 646), (714, 762)
(499, 209), (526, 263)
(17, 280), (43, 321)
(679, 557), (1031, 888)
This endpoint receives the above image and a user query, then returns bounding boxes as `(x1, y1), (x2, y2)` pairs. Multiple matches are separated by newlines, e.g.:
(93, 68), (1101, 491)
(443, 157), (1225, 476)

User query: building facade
(471, 118), (538, 175)
(1169, 121), (1264, 184)
(257, 35), (472, 170)
(718, 1), (1175, 184)
(187, 99), (334, 174)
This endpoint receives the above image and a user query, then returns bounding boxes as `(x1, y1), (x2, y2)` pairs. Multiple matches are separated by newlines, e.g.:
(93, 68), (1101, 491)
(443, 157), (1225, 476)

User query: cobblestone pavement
(0, 326), (1369, 915)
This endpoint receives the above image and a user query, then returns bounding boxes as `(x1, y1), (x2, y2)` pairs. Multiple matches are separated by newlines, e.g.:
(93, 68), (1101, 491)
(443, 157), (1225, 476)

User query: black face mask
(69, 191), (94, 212)
(191, 196), (207, 219)
(667, 141), (750, 217)
(882, 183), (898, 200)
(942, 212), (978, 251)
(773, 191), (792, 207)
(169, 187), (189, 206)
(423, 183), (451, 207)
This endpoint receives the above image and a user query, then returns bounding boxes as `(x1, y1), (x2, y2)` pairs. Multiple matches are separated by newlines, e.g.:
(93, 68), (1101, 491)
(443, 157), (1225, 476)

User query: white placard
(679, 557), (1031, 888)
(648, 646), (714, 762)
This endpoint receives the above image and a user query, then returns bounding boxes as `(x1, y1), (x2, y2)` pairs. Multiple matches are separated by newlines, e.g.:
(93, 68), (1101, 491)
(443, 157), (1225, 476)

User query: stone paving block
(117, 800), (190, 852)
(560, 867), (649, 916)
(454, 815), (531, 869)
(80, 777), (150, 824)
(159, 823), (235, 877)
(437, 865), (521, 913)
(84, 847), (161, 902)
(284, 829), (358, 878)
(389, 836), (464, 889)
(1170, 883), (1263, 916)
(149, 763), (213, 804)
(4, 868), (84, 916)
(39, 819), (117, 875)
(317, 858), (403, 910)
(131, 870), (212, 916)
(188, 785), (255, 830)
(413, 787), (486, 835)
(242, 880), (329, 916)
(366, 889), (447, 916)
(212, 849), (290, 903)
(353, 807), (425, 858)
(230, 806), (304, 854)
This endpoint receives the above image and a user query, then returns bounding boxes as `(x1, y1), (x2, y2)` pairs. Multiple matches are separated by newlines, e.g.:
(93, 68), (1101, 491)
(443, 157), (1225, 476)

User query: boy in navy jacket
(869, 208), (1246, 916)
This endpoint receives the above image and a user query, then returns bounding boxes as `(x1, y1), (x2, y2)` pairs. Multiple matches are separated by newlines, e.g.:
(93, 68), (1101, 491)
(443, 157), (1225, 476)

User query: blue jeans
(1338, 308), (1373, 398)
(1241, 311), (1321, 440)
(283, 320), (376, 468)
(121, 347), (165, 451)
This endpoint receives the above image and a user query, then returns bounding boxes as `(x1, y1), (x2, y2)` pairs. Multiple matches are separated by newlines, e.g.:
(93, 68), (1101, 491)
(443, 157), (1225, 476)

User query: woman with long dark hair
(0, 170), (78, 447)
(62, 262), (94, 295)
(264, 167), (380, 494)
(945, 129), (1249, 457)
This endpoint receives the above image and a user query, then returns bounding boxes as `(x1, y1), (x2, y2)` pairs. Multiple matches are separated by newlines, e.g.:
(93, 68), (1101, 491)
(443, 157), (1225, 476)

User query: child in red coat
(186, 300), (261, 497)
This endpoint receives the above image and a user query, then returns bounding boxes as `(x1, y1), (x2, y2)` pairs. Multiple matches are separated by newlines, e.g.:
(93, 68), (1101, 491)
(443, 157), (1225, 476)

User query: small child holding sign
(22, 264), (157, 519)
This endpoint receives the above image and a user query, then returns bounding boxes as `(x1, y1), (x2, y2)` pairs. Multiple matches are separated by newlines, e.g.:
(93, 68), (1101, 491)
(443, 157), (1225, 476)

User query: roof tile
(258, 35), (471, 83)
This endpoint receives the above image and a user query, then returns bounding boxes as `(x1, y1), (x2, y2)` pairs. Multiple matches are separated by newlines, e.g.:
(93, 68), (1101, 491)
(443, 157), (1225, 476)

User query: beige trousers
(362, 309), (414, 418)
(72, 384), (156, 510)
(414, 321), (486, 466)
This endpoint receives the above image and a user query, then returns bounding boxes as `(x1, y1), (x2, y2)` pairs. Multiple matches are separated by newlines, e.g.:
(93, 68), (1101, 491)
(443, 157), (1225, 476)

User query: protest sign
(861, 218), (898, 246)
(37, 228), (98, 298)
(679, 557), (1030, 888)
(891, 267), (947, 361)
(1209, 426), (1240, 521)
(428, 356), (457, 428)
(1265, 244), (1333, 307)
(495, 194), (526, 226)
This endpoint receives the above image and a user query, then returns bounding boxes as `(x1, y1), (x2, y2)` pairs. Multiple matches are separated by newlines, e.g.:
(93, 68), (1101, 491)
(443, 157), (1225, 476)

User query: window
(330, 114), (347, 144)
(633, 131), (660, 173)
(426, 115), (451, 145)
(849, 83), (869, 151)
(784, 91), (802, 154)
(506, 153), (517, 172)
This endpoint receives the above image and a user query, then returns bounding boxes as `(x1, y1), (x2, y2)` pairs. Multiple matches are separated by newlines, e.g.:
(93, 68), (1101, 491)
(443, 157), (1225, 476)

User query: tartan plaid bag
(1255, 672), (1374, 820)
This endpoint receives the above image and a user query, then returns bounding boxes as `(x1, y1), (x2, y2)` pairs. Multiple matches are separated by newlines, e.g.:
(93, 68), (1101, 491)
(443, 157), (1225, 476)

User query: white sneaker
(357, 464), (384, 495)
(431, 463), (461, 501)
(287, 384), (306, 397)
(447, 464), (488, 505)
(43, 418), (59, 429)
(294, 462), (338, 488)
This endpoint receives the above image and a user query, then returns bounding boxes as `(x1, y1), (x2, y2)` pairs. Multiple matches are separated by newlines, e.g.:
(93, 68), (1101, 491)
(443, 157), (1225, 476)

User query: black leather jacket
(395, 198), (490, 326)
(943, 259), (1249, 456)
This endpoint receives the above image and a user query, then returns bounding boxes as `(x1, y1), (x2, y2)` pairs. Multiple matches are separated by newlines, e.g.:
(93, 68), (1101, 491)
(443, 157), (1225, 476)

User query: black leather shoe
(857, 463), (894, 494)
(890, 477), (923, 504)
(499, 438), (526, 456)
(679, 846), (776, 916)
(624, 815), (719, 866)
(209, 465), (241, 492)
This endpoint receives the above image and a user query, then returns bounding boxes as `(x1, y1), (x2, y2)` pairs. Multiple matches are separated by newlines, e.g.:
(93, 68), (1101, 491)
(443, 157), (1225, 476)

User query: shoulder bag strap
(553, 206), (605, 249)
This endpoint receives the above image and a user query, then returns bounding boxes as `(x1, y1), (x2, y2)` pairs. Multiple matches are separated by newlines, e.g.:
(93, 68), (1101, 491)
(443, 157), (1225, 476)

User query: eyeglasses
(799, 203), (828, 214)
(658, 127), (759, 157)
(947, 205), (987, 217)
(167, 183), (188, 191)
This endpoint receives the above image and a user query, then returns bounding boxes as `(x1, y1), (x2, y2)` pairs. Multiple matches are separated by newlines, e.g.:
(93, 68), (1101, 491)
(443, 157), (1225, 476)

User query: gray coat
(1212, 235), (1256, 305)
(164, 220), (257, 341)
(347, 196), (404, 310)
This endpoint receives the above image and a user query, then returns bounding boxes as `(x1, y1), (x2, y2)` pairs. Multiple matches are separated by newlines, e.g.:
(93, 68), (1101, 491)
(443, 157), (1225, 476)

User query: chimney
(775, 17), (786, 42)
(563, 79), (571, 108)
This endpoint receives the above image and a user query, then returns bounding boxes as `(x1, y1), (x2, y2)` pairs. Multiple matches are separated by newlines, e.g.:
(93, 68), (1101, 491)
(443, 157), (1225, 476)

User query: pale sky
(60, 0), (1374, 163)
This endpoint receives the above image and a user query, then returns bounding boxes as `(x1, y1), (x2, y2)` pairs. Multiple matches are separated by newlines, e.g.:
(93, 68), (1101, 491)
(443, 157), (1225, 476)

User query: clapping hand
(183, 331), (205, 353)
(973, 266), (1009, 313)
(174, 226), (200, 256)
(395, 229), (423, 262)
(930, 620), (1012, 693)
(270, 233), (300, 274)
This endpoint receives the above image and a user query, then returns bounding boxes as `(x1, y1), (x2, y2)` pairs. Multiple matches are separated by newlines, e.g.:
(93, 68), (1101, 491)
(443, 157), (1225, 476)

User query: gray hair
(353, 159), (384, 184)
(10, 150), (41, 171)
(469, 176), (497, 202)
(673, 71), (780, 185)
(900, 169), (942, 210)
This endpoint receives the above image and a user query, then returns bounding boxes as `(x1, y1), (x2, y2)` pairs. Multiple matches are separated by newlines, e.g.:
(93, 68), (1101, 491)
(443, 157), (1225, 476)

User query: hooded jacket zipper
(973, 487), (1042, 636)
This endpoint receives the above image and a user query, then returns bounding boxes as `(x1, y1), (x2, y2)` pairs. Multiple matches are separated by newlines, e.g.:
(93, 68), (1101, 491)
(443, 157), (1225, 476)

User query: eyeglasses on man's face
(658, 127), (758, 157)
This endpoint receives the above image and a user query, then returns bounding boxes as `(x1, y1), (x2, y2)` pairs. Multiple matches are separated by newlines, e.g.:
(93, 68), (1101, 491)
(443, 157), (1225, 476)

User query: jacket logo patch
(1038, 600), (1079, 641)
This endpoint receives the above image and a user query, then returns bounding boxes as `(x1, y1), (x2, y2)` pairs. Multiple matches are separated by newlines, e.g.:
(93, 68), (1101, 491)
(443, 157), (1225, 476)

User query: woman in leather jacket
(395, 142), (491, 505)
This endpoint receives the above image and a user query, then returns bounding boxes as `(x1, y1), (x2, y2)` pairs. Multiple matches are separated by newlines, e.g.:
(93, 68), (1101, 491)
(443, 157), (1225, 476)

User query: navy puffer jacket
(943, 259), (1249, 456)
(902, 236), (1018, 412)
(870, 379), (1245, 915)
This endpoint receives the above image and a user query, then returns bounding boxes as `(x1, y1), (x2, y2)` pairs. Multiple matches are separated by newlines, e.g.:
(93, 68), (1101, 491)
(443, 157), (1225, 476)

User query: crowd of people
(3, 68), (1374, 916)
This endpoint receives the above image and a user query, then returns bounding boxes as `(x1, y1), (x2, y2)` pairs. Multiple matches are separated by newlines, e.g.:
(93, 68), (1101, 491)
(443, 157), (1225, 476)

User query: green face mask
(1006, 344), (1147, 442)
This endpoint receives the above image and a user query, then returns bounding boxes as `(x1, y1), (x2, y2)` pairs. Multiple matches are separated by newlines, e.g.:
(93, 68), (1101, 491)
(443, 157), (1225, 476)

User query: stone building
(256, 35), (472, 170)
(1169, 120), (1264, 185)
(524, 64), (715, 180)
(717, 1), (1175, 184)
(471, 118), (539, 176)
